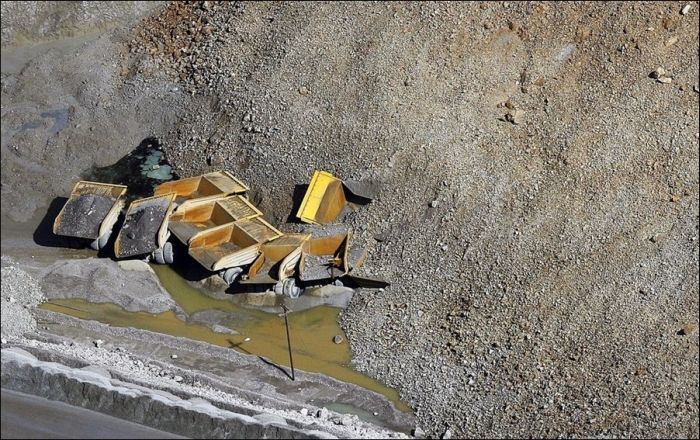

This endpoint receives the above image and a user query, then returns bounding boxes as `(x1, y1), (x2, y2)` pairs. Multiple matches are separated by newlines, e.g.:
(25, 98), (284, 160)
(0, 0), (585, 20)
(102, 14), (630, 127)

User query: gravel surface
(54, 194), (113, 239)
(1, 1), (698, 438)
(1, 257), (45, 340)
(127, 2), (699, 438)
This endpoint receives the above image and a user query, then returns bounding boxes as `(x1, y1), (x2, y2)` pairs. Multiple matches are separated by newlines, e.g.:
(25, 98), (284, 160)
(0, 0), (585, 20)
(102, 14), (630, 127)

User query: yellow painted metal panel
(296, 170), (344, 224)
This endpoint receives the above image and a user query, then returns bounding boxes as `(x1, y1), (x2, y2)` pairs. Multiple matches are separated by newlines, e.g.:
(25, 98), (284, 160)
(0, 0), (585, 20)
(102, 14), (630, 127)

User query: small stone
(634, 367), (648, 376)
(300, 408), (308, 416)
(171, 354), (178, 359)
(506, 109), (525, 125)
(665, 36), (678, 47)
(678, 323), (698, 335)
(173, 375), (184, 382)
(94, 339), (104, 348)
(1, 338), (7, 344)
(298, 86), (309, 96)
(8, 296), (15, 304)
(430, 200), (439, 208)
(412, 427), (426, 438)
(681, 4), (691, 15)
(650, 233), (665, 243)
(333, 335), (344, 344)
(441, 428), (453, 439)
(650, 67), (666, 79)
(657, 77), (672, 84)
(316, 407), (329, 419)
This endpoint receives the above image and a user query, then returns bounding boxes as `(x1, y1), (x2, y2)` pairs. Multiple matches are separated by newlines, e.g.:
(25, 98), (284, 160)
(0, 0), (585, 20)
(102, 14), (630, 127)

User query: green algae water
(41, 264), (411, 413)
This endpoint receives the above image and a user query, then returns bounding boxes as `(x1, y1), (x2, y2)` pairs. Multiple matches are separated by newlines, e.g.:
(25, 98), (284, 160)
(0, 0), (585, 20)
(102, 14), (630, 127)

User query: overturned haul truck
(53, 170), (388, 298)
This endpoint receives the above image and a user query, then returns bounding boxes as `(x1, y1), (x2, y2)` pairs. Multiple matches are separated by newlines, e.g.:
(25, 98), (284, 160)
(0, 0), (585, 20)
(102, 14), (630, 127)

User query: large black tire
(274, 278), (300, 298)
(89, 230), (111, 251)
(89, 238), (100, 251)
(221, 267), (243, 285)
(153, 248), (166, 265)
(162, 242), (174, 264)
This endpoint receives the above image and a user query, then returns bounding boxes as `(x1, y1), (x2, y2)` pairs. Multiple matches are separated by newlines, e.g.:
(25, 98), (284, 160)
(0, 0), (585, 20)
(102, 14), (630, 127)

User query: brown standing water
(41, 264), (411, 413)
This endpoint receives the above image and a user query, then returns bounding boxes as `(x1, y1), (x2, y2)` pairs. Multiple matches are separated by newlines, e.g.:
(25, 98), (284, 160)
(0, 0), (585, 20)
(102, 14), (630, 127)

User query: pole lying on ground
(282, 304), (295, 381)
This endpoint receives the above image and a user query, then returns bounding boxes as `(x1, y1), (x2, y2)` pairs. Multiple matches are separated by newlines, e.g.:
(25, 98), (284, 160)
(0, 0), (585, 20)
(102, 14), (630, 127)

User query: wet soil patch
(83, 137), (178, 202)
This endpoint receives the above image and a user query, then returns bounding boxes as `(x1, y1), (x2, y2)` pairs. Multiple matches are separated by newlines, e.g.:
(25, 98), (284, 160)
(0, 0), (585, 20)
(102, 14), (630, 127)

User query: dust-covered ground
(2, 1), (699, 439)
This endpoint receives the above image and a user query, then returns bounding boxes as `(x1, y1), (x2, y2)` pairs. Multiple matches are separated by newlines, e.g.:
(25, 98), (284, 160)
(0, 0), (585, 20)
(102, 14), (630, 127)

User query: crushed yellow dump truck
(53, 181), (127, 250)
(296, 170), (380, 224)
(52, 170), (388, 298)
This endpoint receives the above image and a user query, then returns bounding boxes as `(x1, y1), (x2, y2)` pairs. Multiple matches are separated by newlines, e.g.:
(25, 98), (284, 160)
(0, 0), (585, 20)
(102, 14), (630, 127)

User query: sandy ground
(1, 1), (699, 439)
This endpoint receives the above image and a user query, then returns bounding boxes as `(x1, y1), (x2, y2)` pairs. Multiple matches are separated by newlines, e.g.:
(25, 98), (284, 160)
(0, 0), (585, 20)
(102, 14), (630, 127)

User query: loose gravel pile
(126, 1), (700, 437)
(2, 1), (694, 438)
(1, 257), (45, 340)
(53, 194), (113, 239)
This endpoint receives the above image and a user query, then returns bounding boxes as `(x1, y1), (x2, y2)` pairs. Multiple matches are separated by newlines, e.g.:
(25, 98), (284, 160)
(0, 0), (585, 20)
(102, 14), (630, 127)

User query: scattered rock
(333, 335), (344, 344)
(1, 338), (7, 344)
(681, 4), (691, 15)
(93, 339), (104, 348)
(412, 426), (426, 438)
(650, 233), (665, 243)
(316, 407), (329, 419)
(300, 408), (308, 416)
(298, 86), (309, 96)
(657, 77), (672, 84)
(430, 200), (439, 208)
(171, 354), (178, 359)
(678, 323), (698, 335)
(665, 36), (678, 47)
(441, 428), (453, 439)
(504, 110), (525, 125)
(649, 67), (666, 79)
(173, 375), (184, 382)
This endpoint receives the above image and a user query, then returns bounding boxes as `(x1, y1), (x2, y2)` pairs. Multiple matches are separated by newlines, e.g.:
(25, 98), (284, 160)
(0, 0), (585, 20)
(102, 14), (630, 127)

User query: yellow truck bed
(114, 193), (176, 258)
(53, 181), (127, 240)
(296, 171), (347, 225)
(168, 194), (261, 244)
(188, 217), (283, 271)
(154, 171), (248, 209)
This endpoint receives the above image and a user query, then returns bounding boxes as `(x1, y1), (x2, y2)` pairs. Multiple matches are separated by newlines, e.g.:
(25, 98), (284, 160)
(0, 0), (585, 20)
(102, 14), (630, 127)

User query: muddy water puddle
(41, 264), (410, 413)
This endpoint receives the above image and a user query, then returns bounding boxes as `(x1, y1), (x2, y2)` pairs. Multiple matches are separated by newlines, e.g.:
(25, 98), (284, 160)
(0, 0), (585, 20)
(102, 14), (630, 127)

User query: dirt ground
(1, 1), (699, 439)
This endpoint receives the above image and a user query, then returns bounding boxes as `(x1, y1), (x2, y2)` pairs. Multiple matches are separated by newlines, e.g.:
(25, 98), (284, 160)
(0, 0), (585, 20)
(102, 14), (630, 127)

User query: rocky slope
(128, 2), (699, 437)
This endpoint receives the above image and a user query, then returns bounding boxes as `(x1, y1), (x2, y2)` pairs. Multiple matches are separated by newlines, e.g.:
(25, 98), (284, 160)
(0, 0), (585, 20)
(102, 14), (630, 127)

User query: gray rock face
(1, 348), (333, 439)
